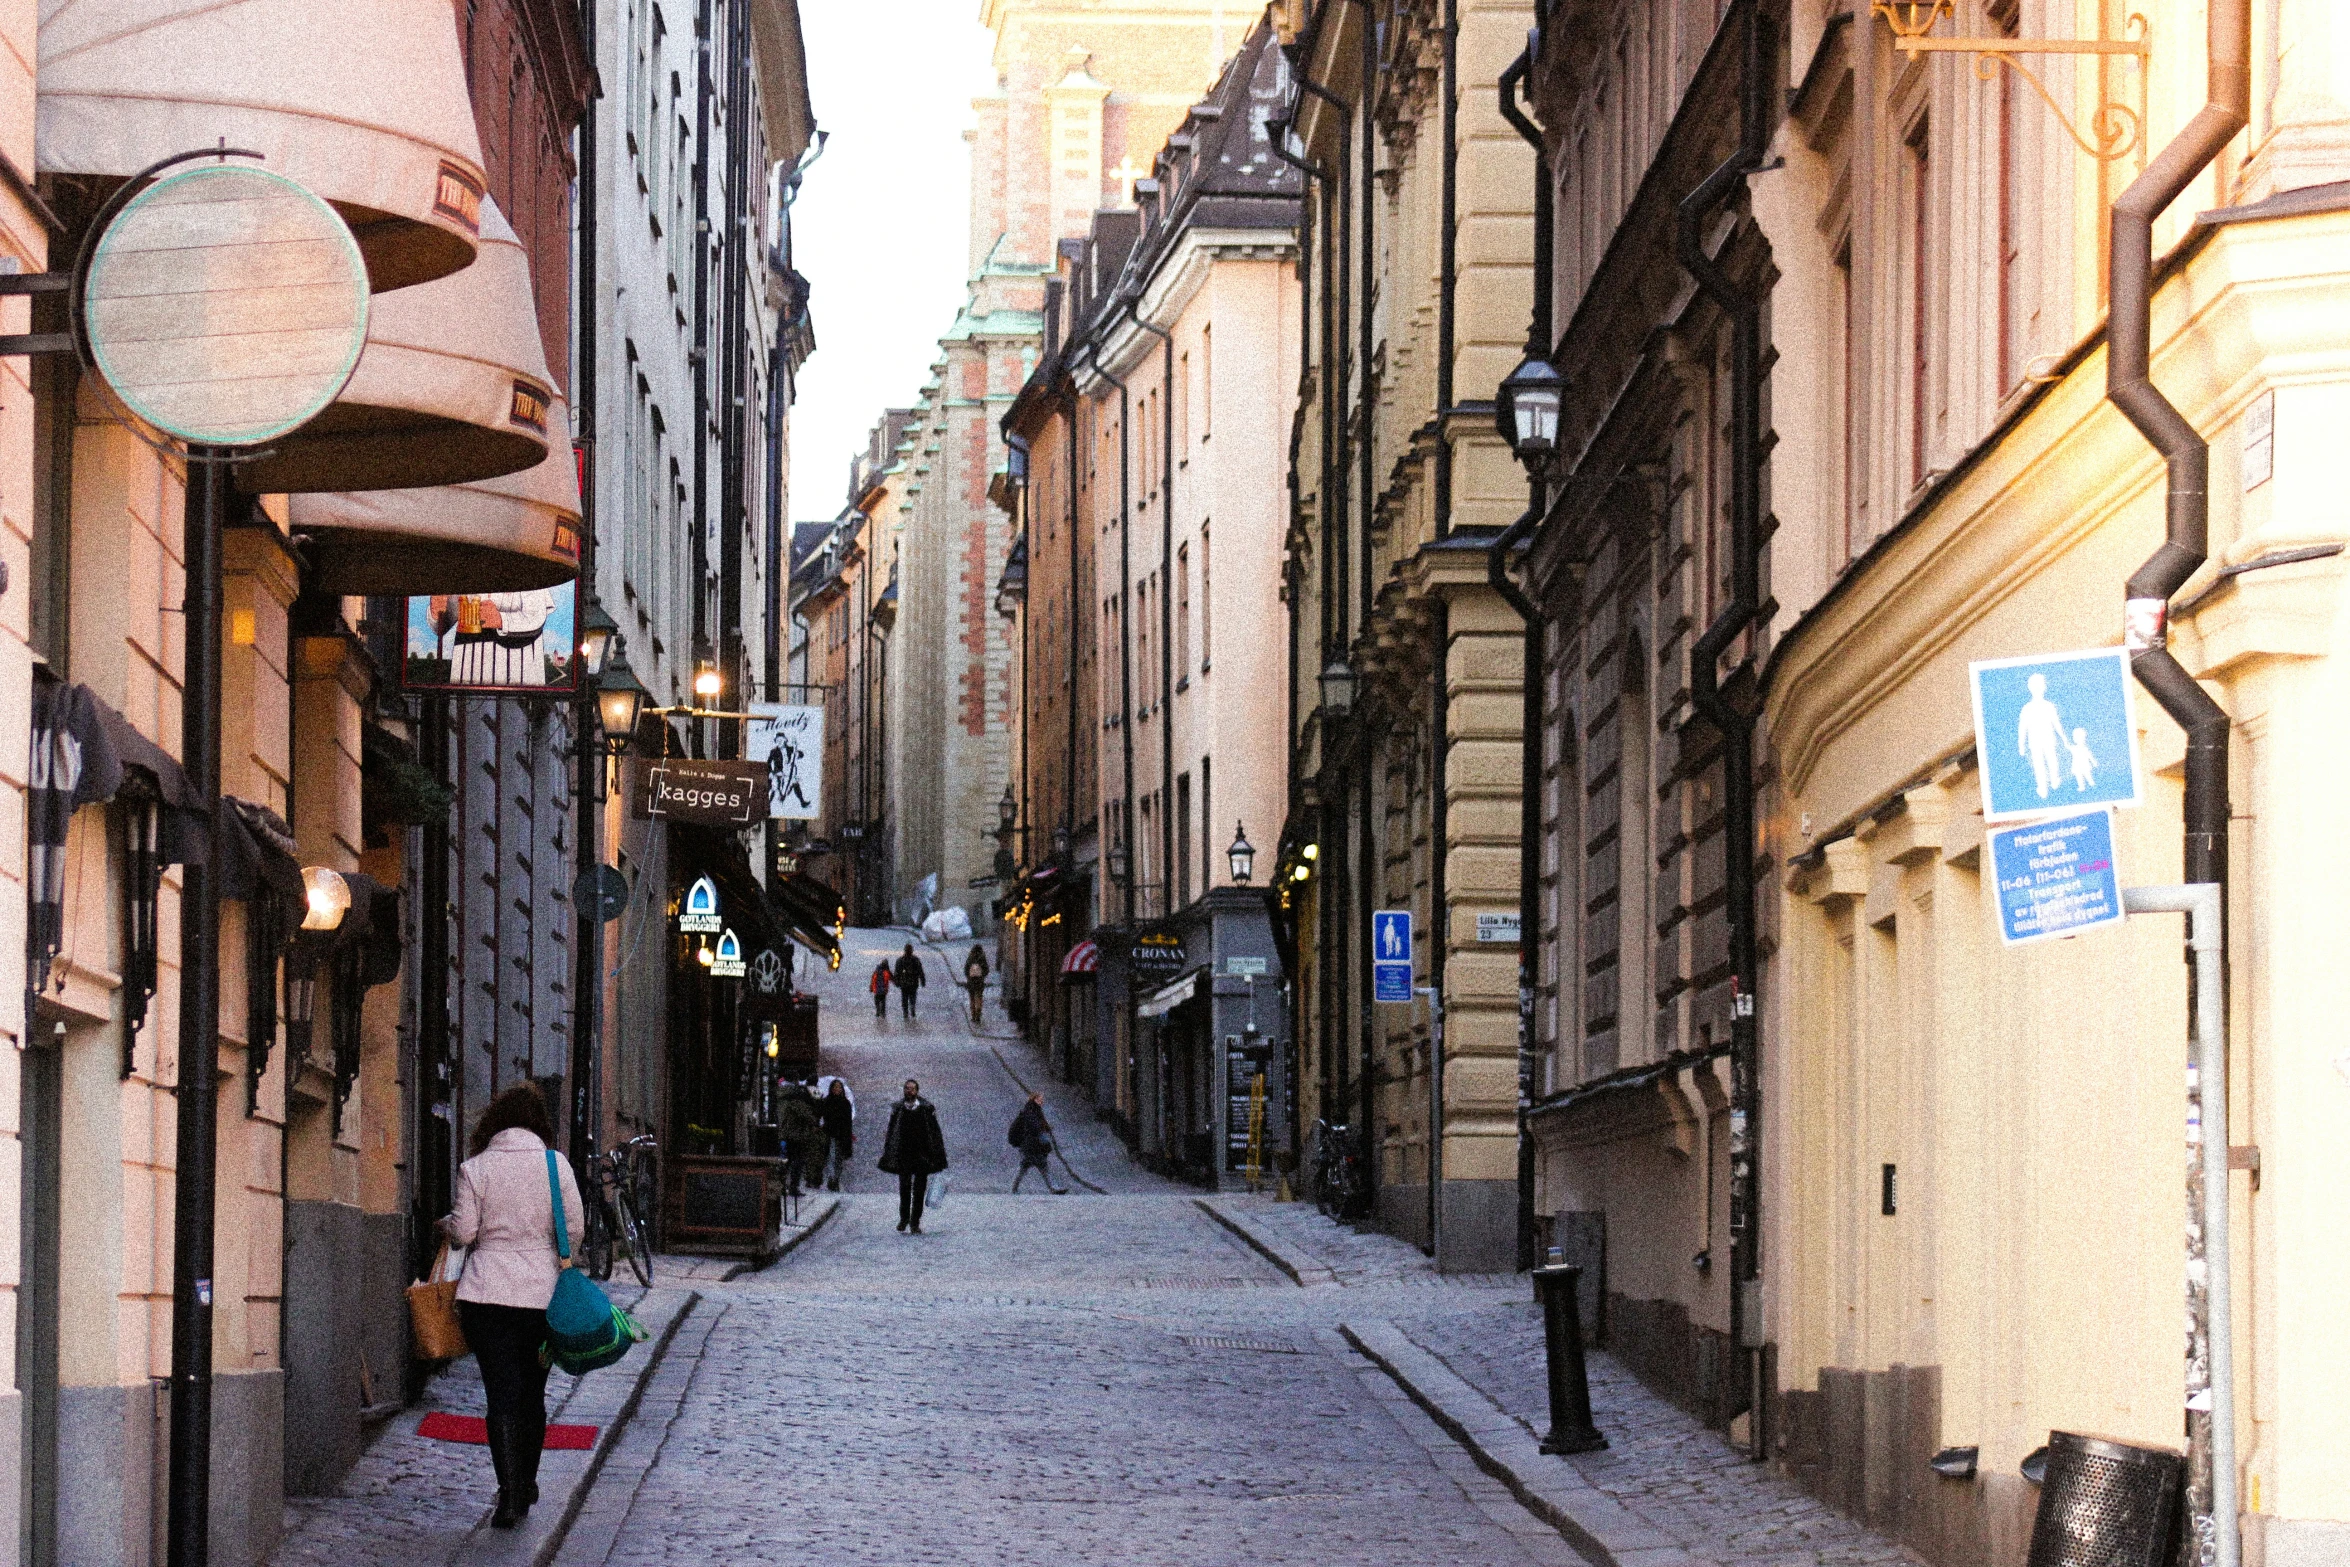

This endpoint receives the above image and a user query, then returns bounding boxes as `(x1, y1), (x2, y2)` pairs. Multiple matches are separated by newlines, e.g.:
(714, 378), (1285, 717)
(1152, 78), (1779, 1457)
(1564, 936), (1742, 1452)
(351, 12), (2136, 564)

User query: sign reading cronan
(633, 760), (766, 826)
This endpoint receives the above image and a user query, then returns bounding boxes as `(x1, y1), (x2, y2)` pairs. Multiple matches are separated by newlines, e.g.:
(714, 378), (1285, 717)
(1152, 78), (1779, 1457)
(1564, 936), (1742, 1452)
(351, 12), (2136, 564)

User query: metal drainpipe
(1427, 0), (1458, 1262)
(1066, 351), (1082, 881)
(1124, 300), (1176, 923)
(717, 0), (749, 760)
(1673, 0), (1768, 1456)
(1497, 39), (1551, 1274)
(2107, 0), (2248, 1553)
(1355, 8), (1379, 1207)
(689, 0), (714, 757)
(570, 0), (603, 1167)
(1093, 355), (1139, 930)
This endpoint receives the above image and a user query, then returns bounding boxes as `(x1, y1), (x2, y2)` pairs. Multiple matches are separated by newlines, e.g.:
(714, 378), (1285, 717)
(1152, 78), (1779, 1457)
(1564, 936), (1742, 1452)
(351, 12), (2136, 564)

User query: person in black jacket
(963, 943), (990, 1023)
(1008, 1092), (1067, 1194)
(878, 1079), (948, 1232)
(892, 944), (926, 1020)
(817, 1079), (855, 1192)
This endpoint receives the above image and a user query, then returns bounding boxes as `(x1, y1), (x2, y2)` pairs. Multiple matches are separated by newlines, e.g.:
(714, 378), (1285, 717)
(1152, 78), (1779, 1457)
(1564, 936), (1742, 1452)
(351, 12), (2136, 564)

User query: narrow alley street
(273, 930), (1923, 1567)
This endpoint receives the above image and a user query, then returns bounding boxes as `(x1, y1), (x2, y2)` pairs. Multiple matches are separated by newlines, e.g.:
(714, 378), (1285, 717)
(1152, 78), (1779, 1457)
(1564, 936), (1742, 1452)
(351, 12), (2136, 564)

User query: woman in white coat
(442, 1083), (584, 1529)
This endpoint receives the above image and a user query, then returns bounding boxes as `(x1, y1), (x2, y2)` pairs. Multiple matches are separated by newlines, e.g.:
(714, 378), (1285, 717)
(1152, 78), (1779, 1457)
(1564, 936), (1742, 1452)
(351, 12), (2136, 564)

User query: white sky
(786, 4), (1000, 527)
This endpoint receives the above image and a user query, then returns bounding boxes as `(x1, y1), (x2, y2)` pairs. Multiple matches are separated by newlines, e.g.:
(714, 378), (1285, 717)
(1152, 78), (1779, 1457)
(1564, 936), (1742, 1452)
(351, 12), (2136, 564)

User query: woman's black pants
(459, 1301), (552, 1499)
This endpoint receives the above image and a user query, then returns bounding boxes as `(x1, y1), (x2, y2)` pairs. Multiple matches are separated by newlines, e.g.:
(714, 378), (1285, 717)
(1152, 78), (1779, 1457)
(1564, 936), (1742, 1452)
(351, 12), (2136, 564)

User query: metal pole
(1532, 1262), (1607, 1454)
(2122, 883), (2236, 1567)
(166, 449), (225, 1566)
(569, 0), (602, 1169)
(1418, 985), (1444, 1266)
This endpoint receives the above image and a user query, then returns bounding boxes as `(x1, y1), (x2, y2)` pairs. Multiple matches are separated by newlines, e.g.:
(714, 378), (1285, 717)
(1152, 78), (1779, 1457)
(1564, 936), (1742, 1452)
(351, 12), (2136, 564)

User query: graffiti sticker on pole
(1969, 647), (2143, 822)
(1988, 806), (2125, 945)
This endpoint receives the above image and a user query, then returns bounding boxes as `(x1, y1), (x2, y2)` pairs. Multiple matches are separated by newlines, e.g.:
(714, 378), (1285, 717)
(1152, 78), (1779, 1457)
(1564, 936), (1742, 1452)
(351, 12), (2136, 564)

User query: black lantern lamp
(1227, 822), (1256, 884)
(1318, 656), (1356, 717)
(1053, 823), (1071, 860)
(1495, 351), (1566, 470)
(1107, 839), (1130, 886)
(692, 655), (722, 702)
(998, 785), (1018, 836)
(596, 639), (649, 756)
(577, 595), (620, 677)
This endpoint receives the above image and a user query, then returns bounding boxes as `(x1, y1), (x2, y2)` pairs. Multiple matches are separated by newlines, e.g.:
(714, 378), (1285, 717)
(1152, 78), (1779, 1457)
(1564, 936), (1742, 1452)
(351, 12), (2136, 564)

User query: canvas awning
(38, 0), (487, 293)
(1135, 967), (1206, 1019)
(239, 198), (555, 496)
(286, 390), (579, 593)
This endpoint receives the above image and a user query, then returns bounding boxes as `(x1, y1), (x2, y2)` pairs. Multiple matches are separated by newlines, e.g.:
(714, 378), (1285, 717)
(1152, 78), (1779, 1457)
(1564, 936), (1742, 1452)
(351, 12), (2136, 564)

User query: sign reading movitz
(745, 703), (823, 820)
(631, 760), (767, 827)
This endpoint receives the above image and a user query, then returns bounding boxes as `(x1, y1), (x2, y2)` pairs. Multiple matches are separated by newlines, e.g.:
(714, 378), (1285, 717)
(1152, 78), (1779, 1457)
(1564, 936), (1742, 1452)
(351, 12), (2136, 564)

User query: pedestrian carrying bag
(543, 1152), (649, 1375)
(406, 1241), (468, 1360)
(927, 1173), (950, 1209)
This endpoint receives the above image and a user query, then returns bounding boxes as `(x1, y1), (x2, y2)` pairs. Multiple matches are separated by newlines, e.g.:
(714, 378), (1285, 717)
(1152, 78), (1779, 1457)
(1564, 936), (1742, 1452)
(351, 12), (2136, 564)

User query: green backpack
(543, 1151), (648, 1375)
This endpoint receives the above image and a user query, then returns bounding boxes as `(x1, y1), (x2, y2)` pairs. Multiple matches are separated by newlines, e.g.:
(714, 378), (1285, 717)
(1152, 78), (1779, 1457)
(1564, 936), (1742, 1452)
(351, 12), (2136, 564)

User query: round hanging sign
(81, 163), (370, 448)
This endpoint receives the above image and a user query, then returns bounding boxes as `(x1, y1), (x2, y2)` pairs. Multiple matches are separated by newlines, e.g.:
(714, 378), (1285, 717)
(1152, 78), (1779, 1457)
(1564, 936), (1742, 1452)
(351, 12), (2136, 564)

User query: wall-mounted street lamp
(998, 785), (1018, 836)
(1053, 823), (1071, 860)
(1496, 351), (1566, 472)
(595, 638), (649, 756)
(577, 595), (620, 678)
(692, 657), (723, 700)
(1867, 0), (2149, 163)
(1107, 841), (1130, 886)
(1227, 822), (1256, 884)
(300, 866), (351, 932)
(1318, 657), (1356, 717)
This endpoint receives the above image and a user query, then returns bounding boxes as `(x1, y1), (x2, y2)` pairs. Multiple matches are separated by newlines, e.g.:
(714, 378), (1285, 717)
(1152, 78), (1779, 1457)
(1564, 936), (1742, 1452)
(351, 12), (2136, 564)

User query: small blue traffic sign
(1970, 647), (2142, 822)
(1371, 910), (1413, 1004)
(1989, 807), (2124, 945)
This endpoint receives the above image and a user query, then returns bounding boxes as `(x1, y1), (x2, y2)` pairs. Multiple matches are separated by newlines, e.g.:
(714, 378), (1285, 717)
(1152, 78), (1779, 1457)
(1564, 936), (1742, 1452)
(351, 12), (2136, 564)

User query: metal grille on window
(119, 780), (165, 1079)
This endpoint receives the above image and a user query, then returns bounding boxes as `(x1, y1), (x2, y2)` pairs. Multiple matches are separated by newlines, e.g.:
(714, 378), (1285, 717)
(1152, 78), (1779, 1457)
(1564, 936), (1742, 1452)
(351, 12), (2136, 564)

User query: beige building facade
(1278, 0), (1540, 1269)
(1517, 0), (2350, 1556)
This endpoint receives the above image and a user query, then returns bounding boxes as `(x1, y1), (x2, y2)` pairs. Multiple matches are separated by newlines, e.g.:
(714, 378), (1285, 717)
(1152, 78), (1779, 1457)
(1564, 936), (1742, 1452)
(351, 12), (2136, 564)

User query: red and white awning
(1060, 939), (1101, 980)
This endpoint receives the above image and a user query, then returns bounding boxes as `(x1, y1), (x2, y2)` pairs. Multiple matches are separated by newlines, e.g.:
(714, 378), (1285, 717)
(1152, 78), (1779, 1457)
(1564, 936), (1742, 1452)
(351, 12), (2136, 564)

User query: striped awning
(1059, 939), (1100, 981)
(1135, 967), (1206, 1019)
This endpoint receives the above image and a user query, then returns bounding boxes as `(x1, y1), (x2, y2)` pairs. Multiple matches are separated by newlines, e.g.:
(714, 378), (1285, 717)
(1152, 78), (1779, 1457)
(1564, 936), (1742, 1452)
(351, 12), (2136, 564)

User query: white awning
(237, 198), (553, 496)
(287, 392), (579, 595)
(39, 0), (488, 292)
(1136, 968), (1206, 1020)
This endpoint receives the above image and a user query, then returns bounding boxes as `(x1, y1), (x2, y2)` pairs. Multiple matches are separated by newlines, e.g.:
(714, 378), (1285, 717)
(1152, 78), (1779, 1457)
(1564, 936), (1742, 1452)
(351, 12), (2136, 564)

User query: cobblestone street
(273, 932), (1921, 1567)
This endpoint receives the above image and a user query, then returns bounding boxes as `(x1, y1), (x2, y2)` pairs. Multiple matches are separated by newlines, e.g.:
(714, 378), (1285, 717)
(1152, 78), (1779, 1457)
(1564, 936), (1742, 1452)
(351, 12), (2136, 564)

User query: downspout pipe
(570, 0), (603, 1166)
(2107, 0), (2247, 1557)
(1674, 0), (1768, 1454)
(1124, 297), (1176, 921)
(1093, 353), (1140, 930)
(1427, 0), (1459, 1263)
(1496, 40), (1550, 1274)
(1355, 9), (1378, 1190)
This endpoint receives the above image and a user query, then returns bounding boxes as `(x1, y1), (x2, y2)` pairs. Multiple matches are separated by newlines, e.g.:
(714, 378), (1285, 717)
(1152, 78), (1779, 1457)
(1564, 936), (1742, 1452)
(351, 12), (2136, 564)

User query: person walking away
(440, 1083), (583, 1529)
(869, 959), (893, 1020)
(774, 1076), (822, 1196)
(819, 1079), (855, 1191)
(1008, 1092), (1067, 1193)
(879, 1078), (947, 1232)
(963, 943), (990, 1024)
(893, 943), (927, 1020)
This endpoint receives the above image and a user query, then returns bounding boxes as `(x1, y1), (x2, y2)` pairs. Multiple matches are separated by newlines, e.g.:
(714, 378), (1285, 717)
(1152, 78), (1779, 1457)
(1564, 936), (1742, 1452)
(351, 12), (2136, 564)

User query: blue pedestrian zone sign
(1371, 910), (1413, 1003)
(1989, 807), (2125, 945)
(1970, 647), (2143, 822)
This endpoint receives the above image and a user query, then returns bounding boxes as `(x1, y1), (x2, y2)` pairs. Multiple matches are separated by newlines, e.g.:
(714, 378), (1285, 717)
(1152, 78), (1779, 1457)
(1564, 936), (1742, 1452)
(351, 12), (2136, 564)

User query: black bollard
(1533, 1264), (1608, 1455)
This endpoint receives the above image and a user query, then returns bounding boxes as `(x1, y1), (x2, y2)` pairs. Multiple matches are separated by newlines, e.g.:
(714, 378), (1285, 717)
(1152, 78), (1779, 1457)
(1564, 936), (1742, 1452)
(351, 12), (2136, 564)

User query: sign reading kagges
(633, 760), (766, 826)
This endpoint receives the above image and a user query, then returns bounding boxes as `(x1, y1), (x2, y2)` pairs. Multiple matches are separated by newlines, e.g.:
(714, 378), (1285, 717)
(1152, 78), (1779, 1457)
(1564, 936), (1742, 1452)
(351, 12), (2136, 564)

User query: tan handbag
(407, 1241), (468, 1360)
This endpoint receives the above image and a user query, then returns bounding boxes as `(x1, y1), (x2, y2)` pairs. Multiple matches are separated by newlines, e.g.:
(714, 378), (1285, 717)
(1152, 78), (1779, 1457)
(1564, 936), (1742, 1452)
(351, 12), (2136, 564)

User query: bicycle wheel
(615, 1187), (652, 1288)
(581, 1189), (616, 1281)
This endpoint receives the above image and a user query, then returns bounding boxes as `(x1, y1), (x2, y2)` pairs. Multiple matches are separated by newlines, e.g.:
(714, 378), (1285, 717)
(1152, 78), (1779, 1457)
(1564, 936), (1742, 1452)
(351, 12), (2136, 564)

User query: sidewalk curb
(721, 1193), (840, 1278)
(543, 1300), (727, 1566)
(1195, 1197), (1337, 1286)
(1340, 1320), (1701, 1567)
(462, 1286), (702, 1567)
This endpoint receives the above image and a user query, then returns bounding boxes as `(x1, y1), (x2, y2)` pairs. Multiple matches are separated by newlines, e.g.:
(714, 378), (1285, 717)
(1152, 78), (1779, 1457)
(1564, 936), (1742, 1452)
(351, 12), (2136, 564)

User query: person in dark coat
(869, 959), (893, 1020)
(963, 943), (990, 1023)
(774, 1077), (822, 1195)
(1008, 1092), (1067, 1194)
(878, 1078), (948, 1232)
(818, 1079), (855, 1191)
(893, 943), (926, 1019)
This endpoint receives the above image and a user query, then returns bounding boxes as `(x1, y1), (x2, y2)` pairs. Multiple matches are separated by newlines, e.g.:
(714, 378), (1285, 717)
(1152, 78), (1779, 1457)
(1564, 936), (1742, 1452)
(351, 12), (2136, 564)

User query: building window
(1198, 521), (1210, 671)
(1835, 237), (1856, 567)
(1175, 543), (1190, 687)
(1200, 323), (1211, 440)
(1905, 116), (1933, 490)
(1175, 772), (1192, 909)
(1178, 350), (1190, 457)
(1200, 755), (1212, 892)
(1993, 0), (2027, 396)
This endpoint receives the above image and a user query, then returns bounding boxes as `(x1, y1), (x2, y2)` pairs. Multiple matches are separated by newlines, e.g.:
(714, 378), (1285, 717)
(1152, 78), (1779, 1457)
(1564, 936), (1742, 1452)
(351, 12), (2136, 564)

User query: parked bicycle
(580, 1134), (658, 1287)
(1310, 1118), (1371, 1222)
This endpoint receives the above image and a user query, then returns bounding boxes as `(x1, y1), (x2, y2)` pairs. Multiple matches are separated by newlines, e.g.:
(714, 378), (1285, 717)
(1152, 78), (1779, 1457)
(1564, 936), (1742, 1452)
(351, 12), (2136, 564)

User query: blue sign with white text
(1372, 910), (1413, 1003)
(1989, 807), (2125, 946)
(1970, 647), (2143, 822)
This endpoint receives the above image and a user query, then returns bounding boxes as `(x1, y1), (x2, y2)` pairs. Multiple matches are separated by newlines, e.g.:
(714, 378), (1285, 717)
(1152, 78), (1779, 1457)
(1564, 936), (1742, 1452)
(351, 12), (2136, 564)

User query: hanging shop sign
(710, 928), (746, 978)
(678, 875), (722, 933)
(403, 581), (581, 693)
(744, 702), (823, 820)
(81, 162), (371, 447)
(633, 759), (766, 827)
(748, 948), (787, 997)
(1130, 926), (1188, 986)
